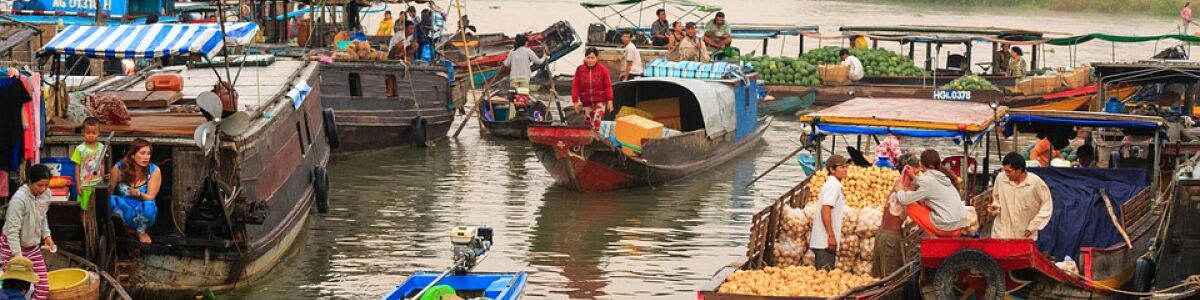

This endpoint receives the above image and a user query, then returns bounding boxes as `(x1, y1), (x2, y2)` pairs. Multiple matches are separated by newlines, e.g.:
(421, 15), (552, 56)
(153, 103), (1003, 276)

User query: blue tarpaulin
(1031, 167), (1147, 260)
(1005, 115), (1160, 130)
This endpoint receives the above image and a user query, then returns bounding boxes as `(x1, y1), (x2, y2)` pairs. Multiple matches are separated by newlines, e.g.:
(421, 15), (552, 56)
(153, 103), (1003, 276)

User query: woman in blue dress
(108, 138), (161, 244)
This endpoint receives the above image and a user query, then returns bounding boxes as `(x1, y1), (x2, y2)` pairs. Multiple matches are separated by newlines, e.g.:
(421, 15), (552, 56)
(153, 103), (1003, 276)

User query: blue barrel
(1104, 97), (1124, 113)
(40, 157), (77, 201)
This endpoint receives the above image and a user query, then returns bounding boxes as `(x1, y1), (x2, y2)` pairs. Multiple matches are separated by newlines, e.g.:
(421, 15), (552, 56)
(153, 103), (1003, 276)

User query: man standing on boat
(1007, 47), (1028, 77)
(651, 9), (671, 46)
(672, 22), (709, 63)
(503, 34), (547, 92)
(840, 49), (864, 82)
(810, 155), (849, 271)
(994, 44), (1011, 75)
(621, 31), (644, 81)
(704, 12), (733, 59)
(1184, 2), (1195, 34)
(990, 152), (1054, 240)
(345, 0), (370, 32)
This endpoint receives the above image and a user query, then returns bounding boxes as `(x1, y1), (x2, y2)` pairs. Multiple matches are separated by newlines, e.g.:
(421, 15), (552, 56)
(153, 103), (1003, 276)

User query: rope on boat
(1082, 275), (1200, 297)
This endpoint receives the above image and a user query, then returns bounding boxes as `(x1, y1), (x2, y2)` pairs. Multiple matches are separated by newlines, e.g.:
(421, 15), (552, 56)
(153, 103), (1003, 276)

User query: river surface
(224, 1), (1175, 299)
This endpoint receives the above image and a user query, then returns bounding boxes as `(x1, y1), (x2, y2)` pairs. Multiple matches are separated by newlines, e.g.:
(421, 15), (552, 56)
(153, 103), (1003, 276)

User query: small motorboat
(478, 88), (553, 139)
(381, 226), (527, 300)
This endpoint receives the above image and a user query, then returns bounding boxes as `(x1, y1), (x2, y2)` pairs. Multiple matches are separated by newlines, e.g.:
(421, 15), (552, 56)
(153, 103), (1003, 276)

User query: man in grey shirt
(503, 34), (547, 93)
(650, 9), (670, 46)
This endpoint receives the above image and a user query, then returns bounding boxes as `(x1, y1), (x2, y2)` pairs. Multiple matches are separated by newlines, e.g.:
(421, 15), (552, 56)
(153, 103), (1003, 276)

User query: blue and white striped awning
(42, 23), (260, 59)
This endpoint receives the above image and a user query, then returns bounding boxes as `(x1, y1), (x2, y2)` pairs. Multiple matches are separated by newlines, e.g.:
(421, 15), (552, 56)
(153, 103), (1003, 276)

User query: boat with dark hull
(37, 23), (331, 296)
(319, 61), (455, 150)
(528, 76), (769, 192)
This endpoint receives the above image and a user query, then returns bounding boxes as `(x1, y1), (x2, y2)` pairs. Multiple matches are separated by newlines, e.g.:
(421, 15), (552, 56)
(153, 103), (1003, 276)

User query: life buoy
(929, 249), (1006, 300)
(411, 116), (428, 146)
(313, 166), (330, 213)
(323, 108), (341, 150)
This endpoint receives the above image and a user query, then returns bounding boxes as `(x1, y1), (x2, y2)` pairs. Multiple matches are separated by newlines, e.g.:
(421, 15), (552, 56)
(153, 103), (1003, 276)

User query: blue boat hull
(757, 89), (816, 116)
(382, 272), (527, 300)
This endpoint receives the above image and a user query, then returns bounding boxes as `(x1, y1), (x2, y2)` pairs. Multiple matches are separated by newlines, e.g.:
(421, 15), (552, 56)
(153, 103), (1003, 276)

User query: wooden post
(452, 0), (484, 138)
(1099, 189), (1133, 249)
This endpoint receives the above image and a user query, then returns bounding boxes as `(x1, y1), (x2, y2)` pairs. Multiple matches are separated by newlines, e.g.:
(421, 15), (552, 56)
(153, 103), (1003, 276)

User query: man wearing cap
(810, 154), (849, 271)
(0, 256), (37, 300)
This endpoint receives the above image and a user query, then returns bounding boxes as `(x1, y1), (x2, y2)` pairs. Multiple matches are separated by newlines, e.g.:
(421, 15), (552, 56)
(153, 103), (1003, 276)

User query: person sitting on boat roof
(811, 155), (850, 271)
(0, 256), (38, 300)
(874, 152), (917, 277)
(704, 12), (733, 57)
(894, 149), (968, 237)
(1, 164), (54, 300)
(621, 31), (644, 81)
(651, 9), (671, 47)
(109, 139), (162, 244)
(874, 133), (902, 169)
(503, 34), (547, 93)
(572, 47), (613, 129)
(1007, 46), (1028, 77)
(989, 152), (1054, 240)
(671, 22), (710, 63)
(377, 11), (395, 37)
(840, 49), (865, 82)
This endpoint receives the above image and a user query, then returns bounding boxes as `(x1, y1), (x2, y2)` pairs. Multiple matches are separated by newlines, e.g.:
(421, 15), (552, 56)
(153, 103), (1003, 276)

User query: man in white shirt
(840, 48), (864, 82)
(810, 154), (849, 271)
(621, 31), (643, 81)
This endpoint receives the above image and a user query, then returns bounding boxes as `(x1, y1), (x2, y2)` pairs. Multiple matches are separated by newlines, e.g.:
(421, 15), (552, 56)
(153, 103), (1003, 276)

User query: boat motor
(450, 226), (493, 274)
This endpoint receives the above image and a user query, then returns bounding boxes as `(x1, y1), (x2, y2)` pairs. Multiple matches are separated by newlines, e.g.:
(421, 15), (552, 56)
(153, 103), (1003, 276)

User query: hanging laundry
(0, 76), (31, 171)
(21, 74), (42, 164)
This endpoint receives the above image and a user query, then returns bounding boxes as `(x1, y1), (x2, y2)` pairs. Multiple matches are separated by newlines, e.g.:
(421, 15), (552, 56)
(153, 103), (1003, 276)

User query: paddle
(541, 49), (566, 122)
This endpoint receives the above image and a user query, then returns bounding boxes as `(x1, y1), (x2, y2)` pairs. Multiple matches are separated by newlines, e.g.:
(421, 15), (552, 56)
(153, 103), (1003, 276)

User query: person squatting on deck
(109, 138), (161, 245)
(0, 164), (54, 300)
(872, 152), (917, 277)
(503, 34), (548, 92)
(894, 149), (968, 237)
(810, 155), (849, 271)
(989, 152), (1054, 240)
(572, 47), (614, 129)
(703, 12), (733, 59)
(0, 256), (38, 300)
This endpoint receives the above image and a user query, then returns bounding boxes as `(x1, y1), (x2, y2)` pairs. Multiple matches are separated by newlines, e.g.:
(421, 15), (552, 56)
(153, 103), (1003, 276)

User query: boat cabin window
(385, 74), (397, 97)
(303, 113), (313, 146)
(349, 73), (362, 97)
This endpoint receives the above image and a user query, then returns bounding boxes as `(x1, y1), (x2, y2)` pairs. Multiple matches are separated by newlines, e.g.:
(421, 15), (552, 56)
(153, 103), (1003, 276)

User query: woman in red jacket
(572, 47), (614, 129)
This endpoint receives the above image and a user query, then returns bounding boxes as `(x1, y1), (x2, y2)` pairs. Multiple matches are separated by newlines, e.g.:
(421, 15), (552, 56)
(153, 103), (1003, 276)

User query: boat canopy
(1004, 109), (1165, 130)
(1092, 62), (1200, 85)
(582, 0), (720, 30)
(1045, 33), (1200, 46)
(41, 23), (259, 59)
(580, 0), (720, 11)
(613, 77), (736, 139)
(799, 98), (1003, 140)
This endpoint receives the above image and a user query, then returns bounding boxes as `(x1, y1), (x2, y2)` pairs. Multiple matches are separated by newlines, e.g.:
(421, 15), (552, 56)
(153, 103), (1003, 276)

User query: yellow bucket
(47, 269), (88, 291)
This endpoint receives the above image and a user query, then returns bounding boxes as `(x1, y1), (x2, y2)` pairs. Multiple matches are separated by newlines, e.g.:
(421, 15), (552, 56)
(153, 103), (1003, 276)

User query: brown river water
(218, 0), (1175, 299)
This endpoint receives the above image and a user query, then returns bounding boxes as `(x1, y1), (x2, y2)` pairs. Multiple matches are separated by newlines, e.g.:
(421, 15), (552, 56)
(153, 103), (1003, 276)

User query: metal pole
(1153, 131), (1161, 200)
(961, 139), (969, 200)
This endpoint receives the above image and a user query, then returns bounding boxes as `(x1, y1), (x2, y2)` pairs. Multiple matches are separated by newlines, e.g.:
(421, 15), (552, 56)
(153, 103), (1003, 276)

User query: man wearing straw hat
(0, 256), (38, 300)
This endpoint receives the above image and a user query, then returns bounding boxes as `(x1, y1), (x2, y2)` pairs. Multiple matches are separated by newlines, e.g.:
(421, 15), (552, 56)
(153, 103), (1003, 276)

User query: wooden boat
(920, 110), (1174, 299)
(447, 21), (581, 87)
(40, 24), (331, 295)
(700, 97), (1001, 299)
(528, 76), (770, 192)
(1023, 85), (1139, 111)
(319, 61), (455, 150)
(43, 249), (132, 300)
(383, 272), (527, 300)
(758, 89), (815, 116)
(477, 89), (553, 139)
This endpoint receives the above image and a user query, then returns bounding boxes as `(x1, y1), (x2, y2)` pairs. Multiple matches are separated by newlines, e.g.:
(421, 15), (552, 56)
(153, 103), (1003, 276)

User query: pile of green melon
(733, 47), (926, 86)
(940, 74), (1000, 91)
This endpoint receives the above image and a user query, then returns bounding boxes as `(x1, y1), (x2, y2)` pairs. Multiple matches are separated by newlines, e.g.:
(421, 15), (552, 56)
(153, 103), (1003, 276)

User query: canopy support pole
(961, 138), (969, 201)
(983, 131), (991, 187)
(1153, 131), (1161, 201)
(798, 36), (805, 57)
(1031, 44), (1039, 71)
(965, 42), (972, 74)
(925, 42), (932, 71)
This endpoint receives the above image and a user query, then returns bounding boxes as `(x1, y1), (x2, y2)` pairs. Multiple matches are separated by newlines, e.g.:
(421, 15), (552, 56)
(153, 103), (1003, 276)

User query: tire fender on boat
(323, 108), (341, 150)
(929, 249), (1005, 300)
(411, 116), (429, 146)
(314, 166), (330, 214)
(1132, 256), (1155, 293)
